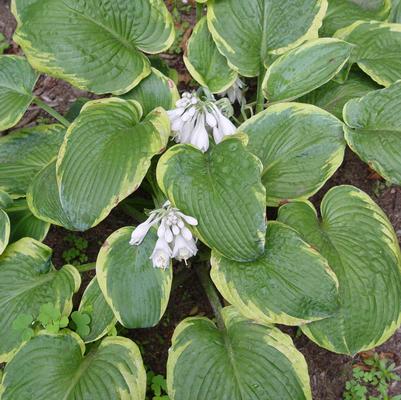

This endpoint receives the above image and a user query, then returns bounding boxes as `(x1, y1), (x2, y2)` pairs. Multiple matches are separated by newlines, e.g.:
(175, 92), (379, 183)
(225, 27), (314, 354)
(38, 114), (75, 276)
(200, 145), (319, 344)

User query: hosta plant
(1, 0), (401, 399)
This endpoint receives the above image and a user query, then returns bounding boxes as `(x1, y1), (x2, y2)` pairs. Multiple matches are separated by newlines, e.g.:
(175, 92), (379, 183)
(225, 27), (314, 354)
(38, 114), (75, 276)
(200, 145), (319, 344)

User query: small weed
(62, 234), (89, 265)
(146, 369), (170, 400)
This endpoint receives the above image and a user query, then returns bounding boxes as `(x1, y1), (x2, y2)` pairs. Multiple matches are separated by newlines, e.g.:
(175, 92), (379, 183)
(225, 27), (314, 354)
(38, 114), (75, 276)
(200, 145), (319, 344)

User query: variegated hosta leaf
(157, 137), (266, 262)
(0, 238), (80, 362)
(97, 227), (172, 329)
(6, 198), (50, 243)
(0, 190), (12, 209)
(121, 67), (179, 116)
(28, 99), (170, 231)
(239, 103), (345, 206)
(278, 185), (401, 355)
(390, 0), (401, 22)
(0, 55), (38, 131)
(167, 307), (312, 400)
(263, 38), (353, 103)
(211, 222), (339, 326)
(320, 0), (391, 37)
(343, 81), (401, 185)
(12, 0), (175, 94)
(0, 124), (65, 198)
(0, 209), (10, 255)
(207, 0), (327, 76)
(335, 21), (401, 87)
(184, 17), (237, 93)
(78, 276), (116, 343)
(300, 71), (379, 119)
(0, 333), (146, 400)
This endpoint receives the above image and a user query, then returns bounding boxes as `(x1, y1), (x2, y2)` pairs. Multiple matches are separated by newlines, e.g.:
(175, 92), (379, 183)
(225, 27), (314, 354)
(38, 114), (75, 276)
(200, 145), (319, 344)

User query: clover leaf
(12, 314), (34, 341)
(71, 311), (91, 338)
(37, 303), (69, 334)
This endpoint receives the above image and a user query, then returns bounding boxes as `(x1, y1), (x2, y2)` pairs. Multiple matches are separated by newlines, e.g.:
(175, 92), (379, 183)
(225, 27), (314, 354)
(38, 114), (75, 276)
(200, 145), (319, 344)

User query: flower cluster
(129, 201), (198, 270)
(167, 92), (237, 152)
(219, 78), (246, 106)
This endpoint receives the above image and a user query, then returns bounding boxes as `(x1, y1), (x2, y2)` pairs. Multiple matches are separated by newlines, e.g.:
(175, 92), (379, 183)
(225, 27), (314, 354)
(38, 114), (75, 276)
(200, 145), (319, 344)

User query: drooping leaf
(12, 0), (175, 94)
(6, 198), (50, 243)
(207, 0), (327, 77)
(78, 276), (116, 343)
(239, 103), (345, 206)
(121, 67), (179, 116)
(184, 17), (237, 93)
(0, 209), (10, 255)
(167, 307), (312, 400)
(343, 81), (401, 185)
(263, 38), (353, 103)
(0, 238), (80, 362)
(300, 71), (379, 119)
(0, 55), (38, 131)
(278, 185), (401, 355)
(157, 137), (266, 262)
(211, 222), (339, 326)
(0, 333), (146, 400)
(0, 124), (65, 197)
(320, 0), (391, 37)
(29, 99), (170, 231)
(334, 21), (401, 87)
(97, 227), (172, 329)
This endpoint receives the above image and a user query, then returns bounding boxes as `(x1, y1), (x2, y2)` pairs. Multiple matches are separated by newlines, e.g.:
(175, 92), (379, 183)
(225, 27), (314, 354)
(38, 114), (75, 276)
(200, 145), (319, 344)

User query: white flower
(211, 105), (237, 144)
(150, 237), (172, 270)
(129, 201), (198, 269)
(219, 78), (246, 105)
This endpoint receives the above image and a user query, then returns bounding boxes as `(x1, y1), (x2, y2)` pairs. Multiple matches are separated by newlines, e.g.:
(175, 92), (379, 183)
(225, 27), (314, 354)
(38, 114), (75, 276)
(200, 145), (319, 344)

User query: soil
(1, 1), (401, 399)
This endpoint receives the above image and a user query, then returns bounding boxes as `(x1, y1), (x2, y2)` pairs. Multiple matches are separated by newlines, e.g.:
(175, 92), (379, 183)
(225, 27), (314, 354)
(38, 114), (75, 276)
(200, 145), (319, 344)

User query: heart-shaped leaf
(300, 71), (379, 119)
(0, 333), (146, 400)
(157, 137), (266, 262)
(0, 209), (10, 255)
(263, 38), (353, 103)
(12, 0), (175, 94)
(184, 17), (237, 93)
(207, 0), (327, 76)
(320, 0), (391, 37)
(0, 55), (38, 131)
(0, 238), (80, 362)
(343, 81), (401, 185)
(278, 185), (401, 355)
(97, 227), (172, 329)
(335, 21), (401, 87)
(0, 124), (65, 198)
(211, 222), (339, 325)
(78, 276), (116, 343)
(121, 67), (179, 116)
(239, 103), (345, 206)
(6, 198), (50, 243)
(167, 307), (312, 400)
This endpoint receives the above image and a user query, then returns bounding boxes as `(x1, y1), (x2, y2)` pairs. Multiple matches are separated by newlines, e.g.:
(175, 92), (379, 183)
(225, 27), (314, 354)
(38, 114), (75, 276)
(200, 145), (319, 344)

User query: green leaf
(262, 38), (353, 103)
(184, 17), (237, 93)
(211, 221), (339, 326)
(334, 21), (401, 87)
(157, 137), (266, 262)
(0, 333), (146, 400)
(239, 103), (345, 206)
(78, 276), (116, 343)
(207, 0), (327, 77)
(121, 67), (179, 116)
(6, 198), (50, 243)
(299, 71), (379, 119)
(0, 55), (38, 131)
(343, 81), (401, 185)
(71, 311), (90, 338)
(0, 209), (10, 255)
(0, 238), (80, 362)
(28, 99), (170, 231)
(278, 185), (401, 355)
(12, 0), (175, 94)
(0, 33), (8, 54)
(0, 190), (12, 209)
(320, 0), (391, 37)
(97, 227), (172, 329)
(0, 124), (65, 198)
(389, 0), (401, 22)
(167, 307), (312, 400)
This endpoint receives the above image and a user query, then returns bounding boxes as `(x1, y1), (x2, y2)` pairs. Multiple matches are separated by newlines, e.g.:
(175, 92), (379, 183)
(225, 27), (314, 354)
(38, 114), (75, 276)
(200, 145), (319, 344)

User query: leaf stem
(196, 263), (225, 330)
(75, 262), (96, 273)
(196, 3), (203, 22)
(33, 97), (70, 127)
(256, 66), (266, 113)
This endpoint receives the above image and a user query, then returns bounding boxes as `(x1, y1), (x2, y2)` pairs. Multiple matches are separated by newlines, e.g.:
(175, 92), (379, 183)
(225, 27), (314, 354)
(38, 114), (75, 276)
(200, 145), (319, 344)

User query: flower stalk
(33, 97), (70, 127)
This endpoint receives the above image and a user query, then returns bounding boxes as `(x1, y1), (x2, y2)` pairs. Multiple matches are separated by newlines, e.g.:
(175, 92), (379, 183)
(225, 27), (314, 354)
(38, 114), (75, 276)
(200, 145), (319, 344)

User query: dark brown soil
(1, 1), (401, 399)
